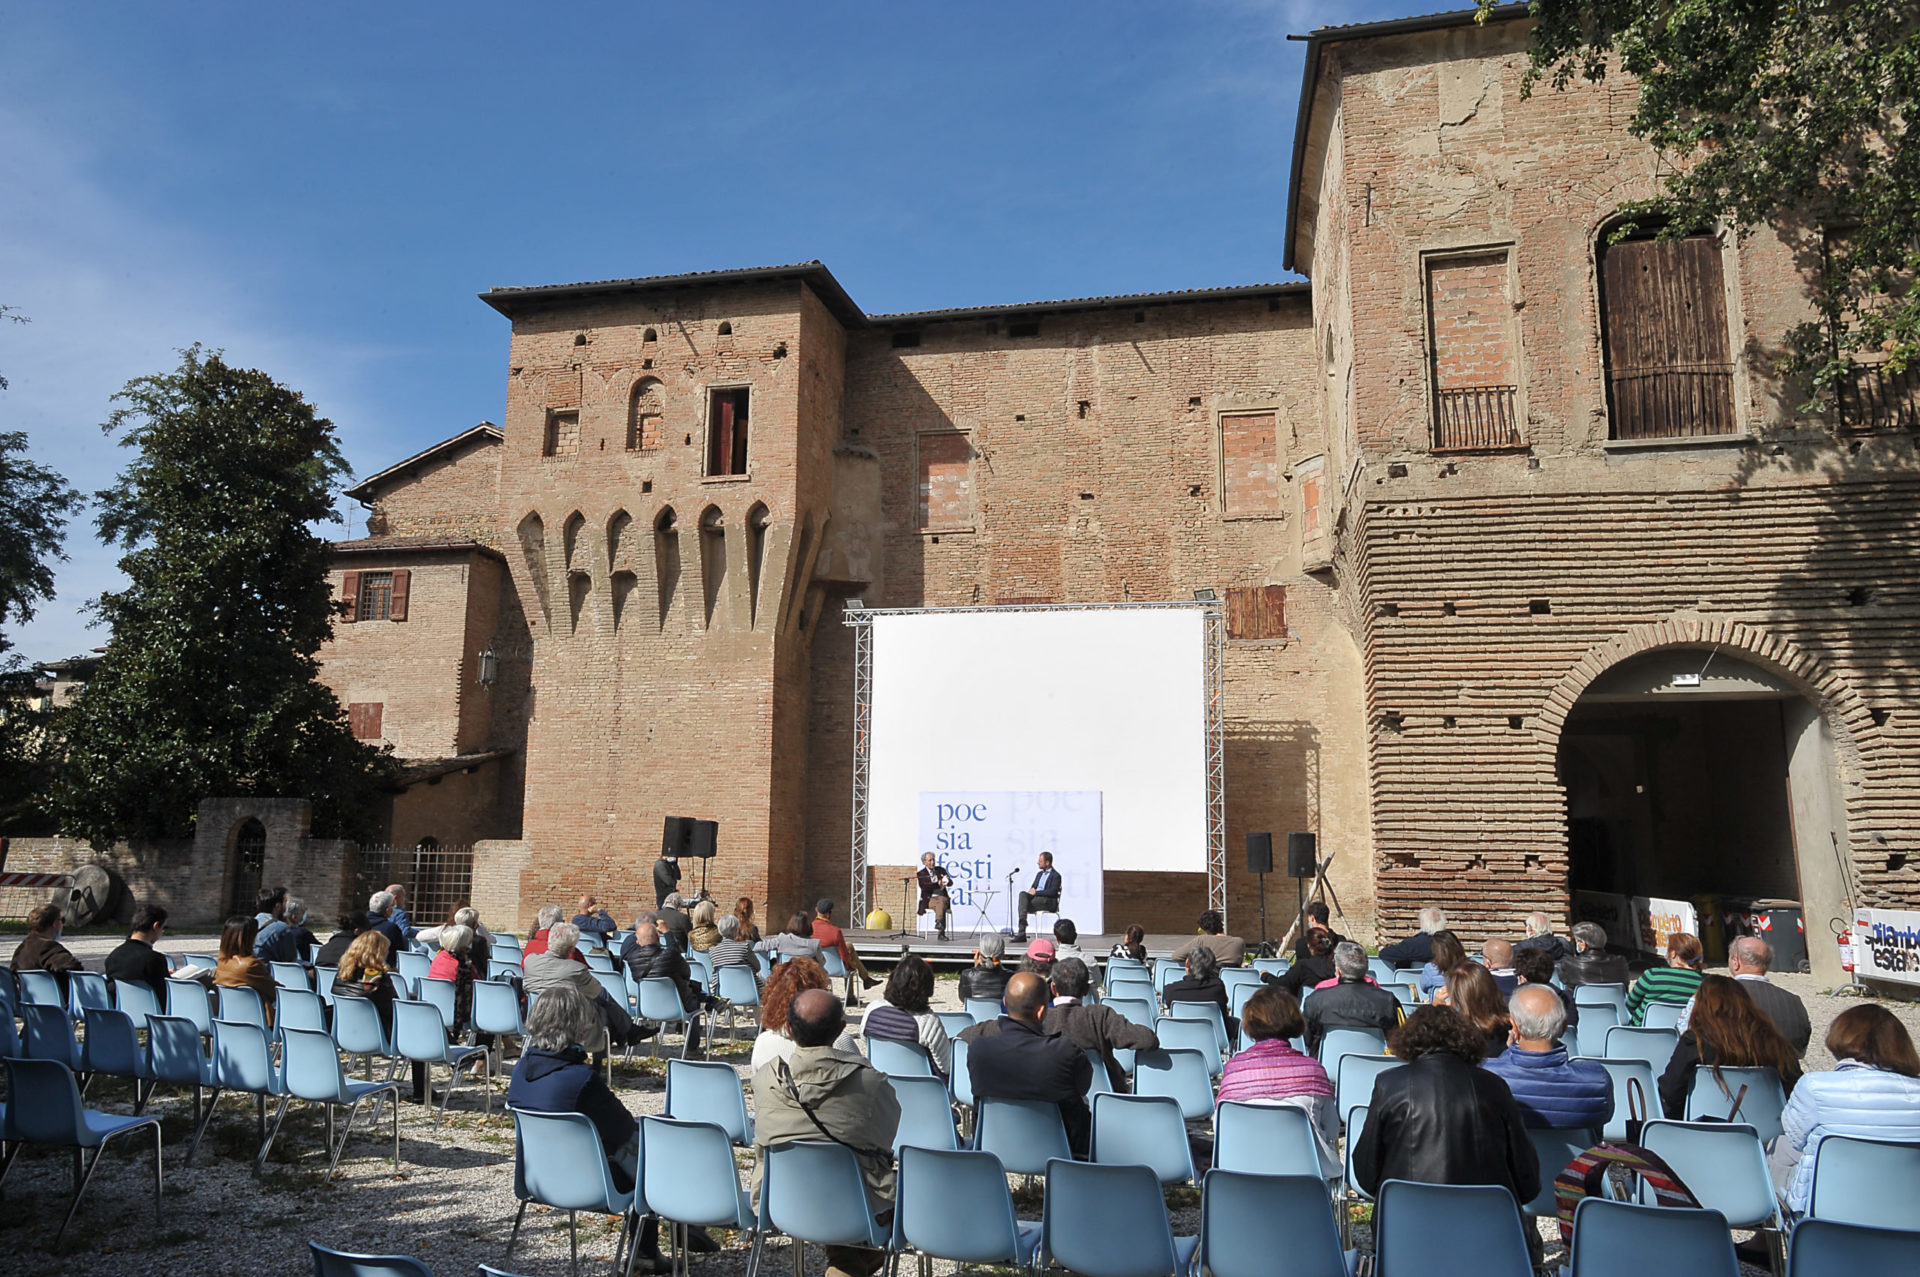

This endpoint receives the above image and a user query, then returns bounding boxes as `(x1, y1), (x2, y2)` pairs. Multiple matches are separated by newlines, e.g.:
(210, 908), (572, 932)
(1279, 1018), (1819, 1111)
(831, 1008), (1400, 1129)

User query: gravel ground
(2, 938), (1914, 1275)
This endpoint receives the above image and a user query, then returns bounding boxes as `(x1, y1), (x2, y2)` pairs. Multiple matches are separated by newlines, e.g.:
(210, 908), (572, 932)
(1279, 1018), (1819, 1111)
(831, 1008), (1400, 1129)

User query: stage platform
(841, 927), (1273, 970)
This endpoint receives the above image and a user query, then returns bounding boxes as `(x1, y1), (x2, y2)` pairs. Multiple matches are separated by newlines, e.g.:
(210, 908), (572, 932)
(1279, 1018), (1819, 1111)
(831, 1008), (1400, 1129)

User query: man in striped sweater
(1625, 932), (1705, 1025)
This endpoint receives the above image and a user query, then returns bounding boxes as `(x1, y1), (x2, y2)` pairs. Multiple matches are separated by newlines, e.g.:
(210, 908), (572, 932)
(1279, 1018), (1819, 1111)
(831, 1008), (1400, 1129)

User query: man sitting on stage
(916, 851), (953, 942)
(1014, 852), (1063, 941)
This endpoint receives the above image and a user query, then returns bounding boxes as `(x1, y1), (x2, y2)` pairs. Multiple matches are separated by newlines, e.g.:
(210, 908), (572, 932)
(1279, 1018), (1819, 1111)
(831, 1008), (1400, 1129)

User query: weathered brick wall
(1426, 254), (1515, 391)
(365, 436), (503, 545)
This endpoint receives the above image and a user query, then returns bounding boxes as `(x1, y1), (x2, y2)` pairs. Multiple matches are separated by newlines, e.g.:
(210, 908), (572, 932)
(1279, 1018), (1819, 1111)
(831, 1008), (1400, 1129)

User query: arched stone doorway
(228, 818), (267, 917)
(1555, 646), (1854, 977)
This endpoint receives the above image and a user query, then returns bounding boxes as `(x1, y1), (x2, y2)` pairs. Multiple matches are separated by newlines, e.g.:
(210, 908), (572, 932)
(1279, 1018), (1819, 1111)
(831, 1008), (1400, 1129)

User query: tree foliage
(1489, 0), (1919, 395)
(54, 347), (394, 843)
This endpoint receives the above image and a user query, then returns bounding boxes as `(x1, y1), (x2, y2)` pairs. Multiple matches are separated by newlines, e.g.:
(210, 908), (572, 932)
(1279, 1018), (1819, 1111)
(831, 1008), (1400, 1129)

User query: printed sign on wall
(916, 791), (1104, 935)
(1855, 908), (1920, 987)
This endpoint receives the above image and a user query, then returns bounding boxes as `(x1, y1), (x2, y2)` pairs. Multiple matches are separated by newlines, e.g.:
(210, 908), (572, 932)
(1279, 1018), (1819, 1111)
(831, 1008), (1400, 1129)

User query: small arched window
(643, 327), (658, 343)
(628, 377), (664, 451)
(716, 321), (733, 336)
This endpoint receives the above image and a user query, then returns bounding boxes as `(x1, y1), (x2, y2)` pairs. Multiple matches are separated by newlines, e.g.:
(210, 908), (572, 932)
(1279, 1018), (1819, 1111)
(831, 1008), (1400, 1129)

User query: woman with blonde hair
(333, 929), (428, 1101)
(688, 899), (721, 952)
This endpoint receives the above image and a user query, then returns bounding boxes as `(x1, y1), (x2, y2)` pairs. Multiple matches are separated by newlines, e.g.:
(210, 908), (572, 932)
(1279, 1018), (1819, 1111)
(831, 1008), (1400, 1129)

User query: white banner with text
(913, 790), (1104, 935)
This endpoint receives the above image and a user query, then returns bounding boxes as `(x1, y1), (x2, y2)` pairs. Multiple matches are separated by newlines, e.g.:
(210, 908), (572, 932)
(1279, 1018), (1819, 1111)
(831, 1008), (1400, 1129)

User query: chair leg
(570, 1208), (581, 1277)
(391, 1086), (401, 1172)
(258, 1094), (292, 1173)
(506, 1198), (528, 1258)
(55, 1144), (106, 1245)
(791, 1235), (804, 1277)
(187, 1087), (225, 1164)
(150, 1123), (163, 1226)
(324, 1101), (359, 1184)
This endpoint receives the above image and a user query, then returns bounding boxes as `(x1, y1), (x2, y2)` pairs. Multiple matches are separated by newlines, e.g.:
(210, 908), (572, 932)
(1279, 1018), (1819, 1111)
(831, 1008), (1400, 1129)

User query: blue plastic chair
(1567, 1196), (1737, 1277)
(1219, 966), (1262, 991)
(1155, 1016), (1222, 1076)
(112, 977), (162, 1032)
(666, 1057), (753, 1144)
(394, 949), (432, 991)
(868, 1036), (937, 1078)
(68, 969), (113, 1021)
(1684, 1066), (1787, 1144)
(487, 957), (523, 982)
(1105, 996), (1156, 1030)
(307, 1240), (434, 1275)
(1153, 958), (1182, 995)
(1787, 1218), (1920, 1276)
(1167, 999), (1230, 1053)
(1106, 980), (1155, 1007)
(591, 968), (630, 1015)
(269, 960), (310, 990)
(1039, 1157), (1198, 1277)
(1200, 1169), (1351, 1277)
(1132, 1048), (1215, 1121)
(315, 964), (338, 1005)
(1575, 1001), (1622, 1059)
(636, 976), (699, 1057)
(393, 997), (490, 1127)
(146, 1012), (215, 1119)
(1213, 1100), (1330, 1179)
(750, 1139), (889, 1277)
(890, 1145), (1040, 1273)
(18, 967), (63, 1008)
(638, 1116), (752, 1265)
(332, 993), (401, 1082)
(584, 949), (617, 974)
(974, 1096), (1071, 1175)
(0, 1055), (164, 1242)
(1603, 1024), (1679, 1076)
(1091, 1092), (1195, 1184)
(418, 976), (458, 1032)
(1573, 982), (1629, 1018)
(949, 1036), (974, 1108)
(1366, 957), (1399, 984)
(82, 1007), (156, 1109)
(1576, 1056), (1657, 1143)
(191, 1017), (288, 1166)
(715, 963), (762, 1036)
(1252, 957), (1289, 976)
(888, 1074), (959, 1154)
(473, 978), (527, 1048)
(935, 1010), (973, 1039)
(1317, 1026), (1389, 1073)
(21, 1000), (85, 1071)
(277, 986), (329, 1035)
(275, 1027), (401, 1183)
(964, 996), (1002, 1023)
(178, 951), (219, 972)
(1525, 1127), (1599, 1216)
(1374, 1179), (1532, 1277)
(1642, 1000), (1686, 1031)
(1807, 1134), (1920, 1228)
(506, 1107), (641, 1277)
(216, 983), (270, 1031)
(1335, 1053), (1401, 1132)
(1640, 1120), (1783, 1232)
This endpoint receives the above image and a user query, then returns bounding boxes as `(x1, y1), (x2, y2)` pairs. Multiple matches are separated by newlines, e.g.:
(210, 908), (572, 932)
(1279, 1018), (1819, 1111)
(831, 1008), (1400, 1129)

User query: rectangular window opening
(706, 388), (750, 477)
(1220, 412), (1280, 516)
(1225, 585), (1287, 641)
(1425, 250), (1523, 451)
(358, 571), (394, 623)
(891, 330), (922, 349)
(917, 432), (973, 529)
(543, 409), (580, 457)
(1600, 232), (1737, 440)
(1007, 320), (1040, 339)
(348, 702), (384, 741)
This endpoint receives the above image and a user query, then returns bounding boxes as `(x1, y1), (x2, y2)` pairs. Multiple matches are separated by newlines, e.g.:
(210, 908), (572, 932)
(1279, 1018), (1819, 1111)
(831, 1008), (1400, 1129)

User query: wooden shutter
(340, 571), (360, 623)
(709, 394), (734, 476)
(347, 702), (383, 740)
(1601, 235), (1736, 439)
(1225, 585), (1286, 640)
(389, 569), (410, 622)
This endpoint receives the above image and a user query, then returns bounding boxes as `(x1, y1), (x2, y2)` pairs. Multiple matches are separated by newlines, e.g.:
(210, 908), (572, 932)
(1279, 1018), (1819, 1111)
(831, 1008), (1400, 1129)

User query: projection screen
(858, 605), (1217, 920)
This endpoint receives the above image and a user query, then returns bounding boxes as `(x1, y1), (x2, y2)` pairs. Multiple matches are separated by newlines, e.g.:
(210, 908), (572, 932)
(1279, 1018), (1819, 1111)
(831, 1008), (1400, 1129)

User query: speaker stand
(1258, 870), (1268, 947)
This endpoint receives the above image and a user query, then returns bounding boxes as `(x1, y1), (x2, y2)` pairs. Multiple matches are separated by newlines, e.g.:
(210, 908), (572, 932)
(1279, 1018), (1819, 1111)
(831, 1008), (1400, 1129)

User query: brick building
(321, 6), (1920, 976)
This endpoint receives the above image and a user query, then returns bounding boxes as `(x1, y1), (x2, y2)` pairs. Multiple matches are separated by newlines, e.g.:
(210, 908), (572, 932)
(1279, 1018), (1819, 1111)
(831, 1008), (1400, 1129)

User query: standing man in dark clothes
(104, 905), (173, 997)
(654, 851), (681, 909)
(963, 971), (1094, 1156)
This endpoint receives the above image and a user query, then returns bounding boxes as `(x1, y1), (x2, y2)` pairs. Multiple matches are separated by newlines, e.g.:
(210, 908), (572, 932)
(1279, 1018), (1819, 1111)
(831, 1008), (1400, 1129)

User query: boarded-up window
(543, 409), (580, 457)
(1221, 412), (1278, 515)
(347, 702), (384, 740)
(628, 378), (664, 450)
(1600, 233), (1736, 439)
(358, 571), (394, 622)
(707, 388), (750, 476)
(918, 432), (972, 528)
(1225, 585), (1286, 640)
(1427, 251), (1522, 450)
(1297, 456), (1326, 538)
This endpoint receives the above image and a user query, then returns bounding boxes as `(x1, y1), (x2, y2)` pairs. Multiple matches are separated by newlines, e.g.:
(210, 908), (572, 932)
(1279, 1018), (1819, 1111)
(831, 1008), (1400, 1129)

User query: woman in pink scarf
(1215, 984), (1339, 1171)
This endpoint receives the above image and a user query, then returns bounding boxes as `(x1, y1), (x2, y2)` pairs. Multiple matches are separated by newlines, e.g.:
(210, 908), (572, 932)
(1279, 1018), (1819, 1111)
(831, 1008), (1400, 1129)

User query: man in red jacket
(809, 899), (880, 999)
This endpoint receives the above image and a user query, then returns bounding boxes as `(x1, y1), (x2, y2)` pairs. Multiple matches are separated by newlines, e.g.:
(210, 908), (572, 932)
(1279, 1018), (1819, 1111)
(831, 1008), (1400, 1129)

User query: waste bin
(1728, 899), (1809, 973)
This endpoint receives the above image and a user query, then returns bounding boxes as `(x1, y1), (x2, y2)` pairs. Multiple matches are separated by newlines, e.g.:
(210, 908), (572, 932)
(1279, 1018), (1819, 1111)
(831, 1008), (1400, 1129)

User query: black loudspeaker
(1246, 832), (1273, 875)
(1286, 832), (1317, 879)
(662, 816), (694, 858)
(689, 820), (718, 859)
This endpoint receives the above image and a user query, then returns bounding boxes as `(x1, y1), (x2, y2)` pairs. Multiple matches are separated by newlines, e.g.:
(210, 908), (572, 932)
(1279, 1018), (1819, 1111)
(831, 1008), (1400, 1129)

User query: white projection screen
(866, 606), (1212, 882)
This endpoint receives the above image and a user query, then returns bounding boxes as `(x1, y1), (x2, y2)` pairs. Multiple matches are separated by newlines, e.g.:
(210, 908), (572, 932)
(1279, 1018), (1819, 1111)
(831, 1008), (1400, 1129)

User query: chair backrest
(974, 1096), (1072, 1175)
(639, 1116), (746, 1230)
(636, 976), (688, 1021)
(1041, 1157), (1185, 1277)
(1344, 1106), (1372, 1200)
(216, 983), (269, 1030)
(893, 1146), (1026, 1266)
(487, 957), (522, 982)
(1684, 1065), (1787, 1144)
(1335, 1053), (1402, 1131)
(1153, 958), (1182, 992)
(1105, 997), (1155, 1030)
(392, 998), (451, 1062)
(1576, 1056), (1658, 1143)
(1808, 1135), (1920, 1228)
(963, 996), (1003, 1023)
(307, 1240), (435, 1276)
(1367, 957), (1399, 983)
(1, 1056), (86, 1146)
(717, 964), (760, 1004)
(1213, 1100), (1325, 1177)
(394, 950), (432, 986)
(761, 1139), (883, 1246)
(81, 1007), (146, 1078)
(18, 968), (63, 1007)
(112, 978), (162, 1030)
(1131, 1048), (1215, 1120)
(888, 1074), (960, 1153)
(1574, 1002), (1622, 1061)
(949, 1035), (974, 1107)
(20, 1001), (80, 1067)
(665, 1058), (752, 1144)
(1603, 1025), (1679, 1076)
(820, 947), (849, 979)
(1091, 1092), (1195, 1184)
(1107, 977), (1154, 1004)
(331, 993), (393, 1055)
(1154, 1016), (1222, 1075)
(511, 1107), (630, 1213)
(1568, 1197), (1738, 1277)
(1251, 957), (1288, 976)
(584, 949), (616, 973)
(1787, 1218), (1920, 1277)
(1524, 1127), (1600, 1215)
(414, 976), (456, 1031)
(1643, 1001), (1686, 1030)
(213, 1018), (280, 1093)
(147, 1014), (210, 1086)
(935, 1011), (973, 1039)
(1374, 1179), (1533, 1277)
(269, 961), (309, 990)
(68, 969), (112, 1018)
(1218, 967), (1262, 990)
(1201, 1170), (1345, 1277)
(1640, 1120), (1780, 1230)
(867, 1036), (936, 1078)
(1167, 999), (1229, 1051)
(277, 986), (328, 1033)
(281, 1027), (353, 1104)
(1573, 982), (1628, 1011)
(472, 978), (525, 1037)
(314, 964), (338, 1004)
(1318, 1026), (1389, 1073)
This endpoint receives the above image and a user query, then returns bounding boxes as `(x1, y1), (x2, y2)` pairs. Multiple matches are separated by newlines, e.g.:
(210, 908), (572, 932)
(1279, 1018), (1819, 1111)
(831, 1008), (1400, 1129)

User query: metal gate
(351, 843), (473, 929)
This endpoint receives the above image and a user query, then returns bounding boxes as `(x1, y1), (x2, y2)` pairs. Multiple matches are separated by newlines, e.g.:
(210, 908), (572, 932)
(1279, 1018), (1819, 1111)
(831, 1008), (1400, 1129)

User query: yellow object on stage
(866, 908), (892, 931)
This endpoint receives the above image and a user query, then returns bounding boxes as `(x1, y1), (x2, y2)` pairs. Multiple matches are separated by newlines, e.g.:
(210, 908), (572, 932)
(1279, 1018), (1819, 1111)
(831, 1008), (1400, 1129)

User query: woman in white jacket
(1771, 1004), (1920, 1213)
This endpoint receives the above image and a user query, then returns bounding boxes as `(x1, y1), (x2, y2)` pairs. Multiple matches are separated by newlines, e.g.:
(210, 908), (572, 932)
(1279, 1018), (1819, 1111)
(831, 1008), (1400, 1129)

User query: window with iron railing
(1426, 250), (1525, 451)
(1838, 361), (1920, 433)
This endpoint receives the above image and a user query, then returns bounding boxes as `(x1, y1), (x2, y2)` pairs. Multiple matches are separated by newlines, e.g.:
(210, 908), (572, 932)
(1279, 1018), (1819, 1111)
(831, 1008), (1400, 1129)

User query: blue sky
(0, 0), (1406, 663)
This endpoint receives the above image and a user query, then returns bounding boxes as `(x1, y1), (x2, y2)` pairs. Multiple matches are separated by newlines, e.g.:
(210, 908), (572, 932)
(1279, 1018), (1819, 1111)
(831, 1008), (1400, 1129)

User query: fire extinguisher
(1836, 922), (1856, 973)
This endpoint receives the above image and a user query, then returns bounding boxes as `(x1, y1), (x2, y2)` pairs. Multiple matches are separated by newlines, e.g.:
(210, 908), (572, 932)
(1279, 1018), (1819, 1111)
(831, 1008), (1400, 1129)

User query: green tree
(1489, 0), (1918, 396)
(55, 347), (393, 843)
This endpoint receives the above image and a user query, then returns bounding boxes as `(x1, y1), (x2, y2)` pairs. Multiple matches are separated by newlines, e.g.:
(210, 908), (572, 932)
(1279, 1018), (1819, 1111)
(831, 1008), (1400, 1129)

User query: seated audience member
(657, 893), (695, 947)
(755, 913), (823, 962)
(419, 906), (493, 975)
(752, 989), (901, 1277)
(1556, 921), (1630, 988)
(1377, 906), (1448, 968)
(333, 930), (428, 1102)
(1302, 941), (1401, 1055)
(1626, 931), (1705, 1025)
(526, 922), (650, 1049)
(1416, 929), (1469, 998)
(811, 899), (881, 992)
(1043, 956), (1158, 1091)
(752, 957), (860, 1069)
(1020, 936), (1057, 981)
(1514, 912), (1570, 963)
(1657, 974), (1801, 1119)
(1164, 945), (1238, 1039)
(571, 894), (618, 938)
(621, 918), (709, 1057)
(861, 952), (951, 1076)
(313, 913), (368, 967)
(1484, 985), (1613, 1131)
(524, 904), (587, 964)
(1292, 899), (1350, 960)
(1052, 919), (1087, 963)
(1169, 910), (1247, 968)
(1351, 1005), (1540, 1210)
(732, 897), (762, 945)
(1273, 929), (1336, 997)
(254, 896), (316, 965)
(1439, 962), (1512, 1060)
(1216, 986), (1338, 1171)
(1677, 936), (1811, 1055)
(10, 902), (84, 992)
(965, 972), (1094, 1157)
(1771, 1004), (1920, 1212)
(105, 905), (173, 997)
(1480, 938), (1519, 996)
(704, 913), (757, 989)
(687, 899), (722, 952)
(428, 922), (480, 1036)
(254, 887), (287, 929)
(1512, 946), (1578, 1034)
(365, 890), (408, 953)
(385, 883), (418, 941)
(214, 914), (278, 1024)
(958, 933), (1013, 1004)
(1109, 924), (1148, 964)
(508, 982), (676, 1272)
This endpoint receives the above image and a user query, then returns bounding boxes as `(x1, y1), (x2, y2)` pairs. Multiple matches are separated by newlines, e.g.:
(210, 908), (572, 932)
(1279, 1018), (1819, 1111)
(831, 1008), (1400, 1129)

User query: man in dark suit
(1677, 935), (1812, 1054)
(1015, 852), (1062, 941)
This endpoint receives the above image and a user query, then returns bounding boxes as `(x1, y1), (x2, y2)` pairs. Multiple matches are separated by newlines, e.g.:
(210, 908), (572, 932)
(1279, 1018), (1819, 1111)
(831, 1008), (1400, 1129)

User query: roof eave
(478, 261), (869, 329)
(871, 280), (1309, 327)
